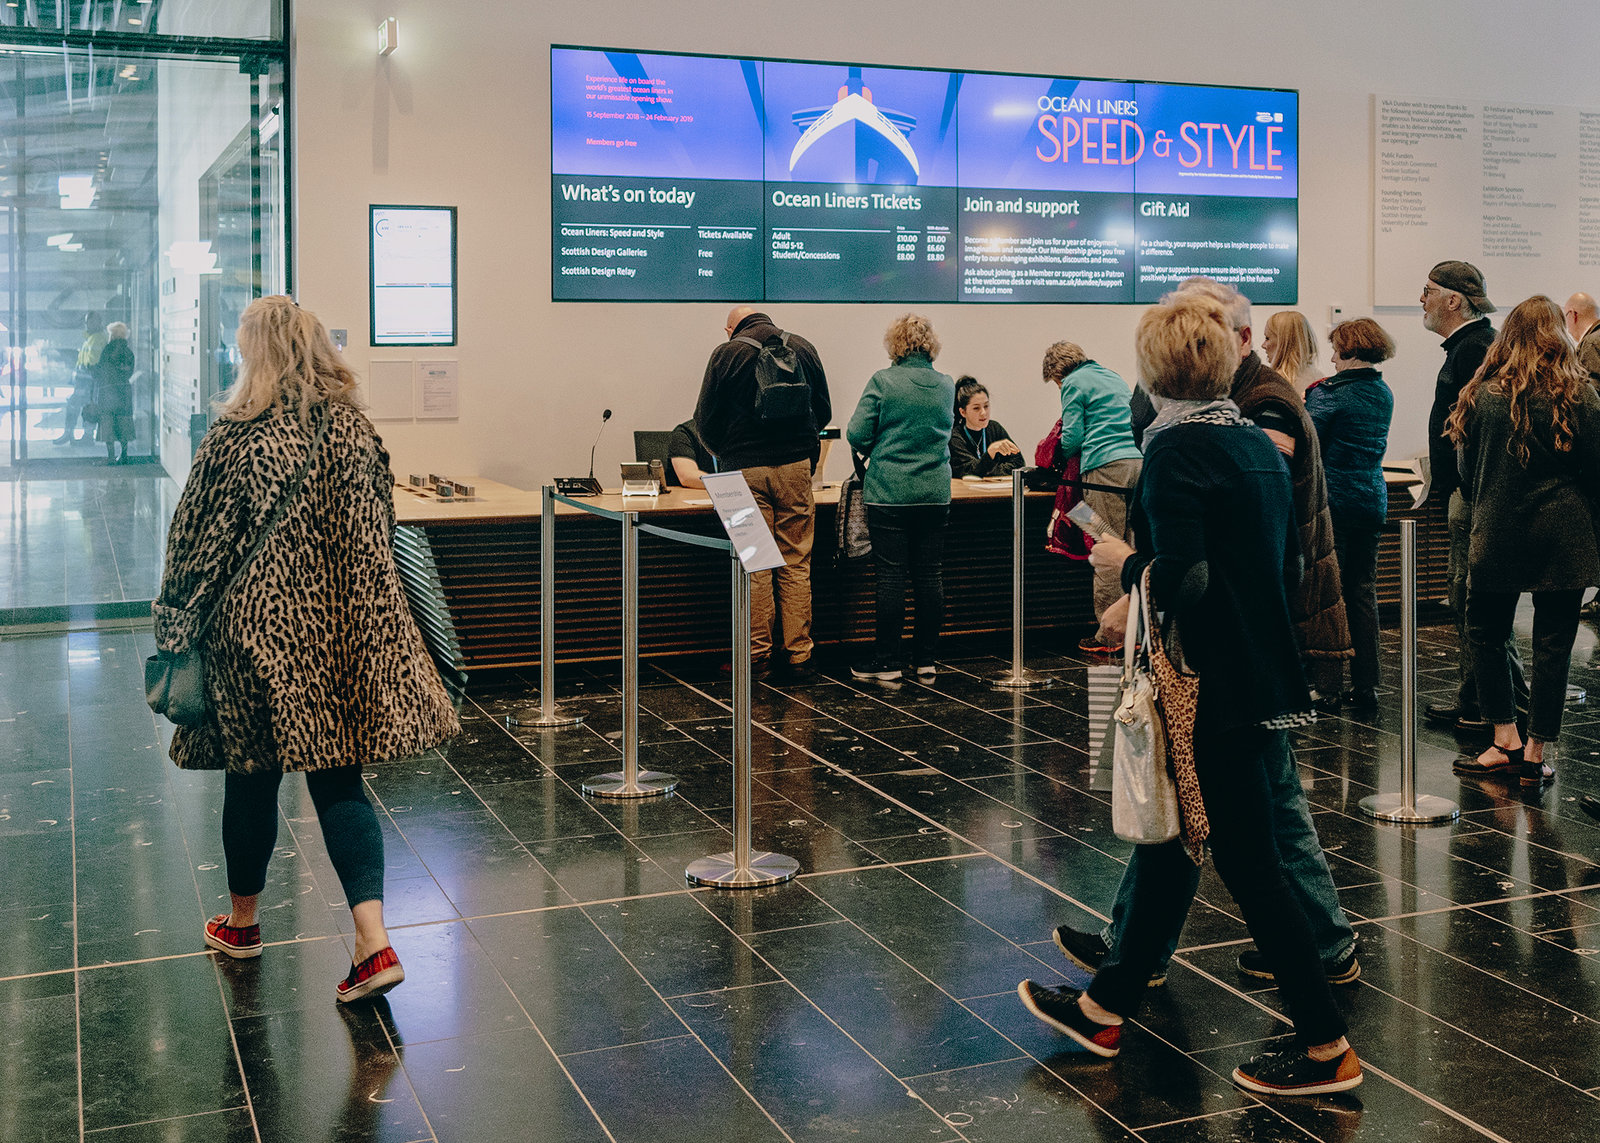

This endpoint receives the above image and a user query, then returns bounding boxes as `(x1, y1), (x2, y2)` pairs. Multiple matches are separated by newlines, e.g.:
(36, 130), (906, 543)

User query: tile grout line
(571, 901), (808, 1143)
(655, 664), (1117, 924)
(1171, 956), (1529, 1143)
(667, 890), (983, 1143)
(69, 700), (85, 1143)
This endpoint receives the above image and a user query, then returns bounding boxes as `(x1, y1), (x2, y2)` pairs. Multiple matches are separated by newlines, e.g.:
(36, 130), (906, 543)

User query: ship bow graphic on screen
(789, 68), (920, 184)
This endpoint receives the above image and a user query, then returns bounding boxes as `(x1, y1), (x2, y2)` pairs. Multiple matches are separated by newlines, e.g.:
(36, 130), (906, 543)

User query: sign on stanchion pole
(507, 484), (583, 729)
(994, 466), (1053, 690)
(584, 512), (679, 798)
(1362, 518), (1459, 824)
(687, 472), (799, 888)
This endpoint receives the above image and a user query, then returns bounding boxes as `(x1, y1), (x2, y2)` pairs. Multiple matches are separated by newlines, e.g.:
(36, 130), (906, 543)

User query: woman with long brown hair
(1447, 295), (1600, 786)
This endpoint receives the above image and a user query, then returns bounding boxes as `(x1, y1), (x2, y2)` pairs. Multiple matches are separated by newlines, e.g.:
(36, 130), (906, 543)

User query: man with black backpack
(694, 306), (832, 681)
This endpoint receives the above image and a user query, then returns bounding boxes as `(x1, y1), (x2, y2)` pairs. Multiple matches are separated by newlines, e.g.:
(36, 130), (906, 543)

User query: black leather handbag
(146, 407), (330, 726)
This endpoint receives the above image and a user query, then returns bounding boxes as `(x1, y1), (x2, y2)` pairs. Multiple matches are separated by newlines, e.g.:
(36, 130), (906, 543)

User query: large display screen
(371, 205), (458, 345)
(551, 47), (1297, 304)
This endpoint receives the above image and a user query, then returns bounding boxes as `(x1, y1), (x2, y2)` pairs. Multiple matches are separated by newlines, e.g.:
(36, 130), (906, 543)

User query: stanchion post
(686, 555), (799, 887)
(994, 466), (1052, 690)
(584, 512), (678, 799)
(507, 484), (582, 729)
(1362, 518), (1458, 825)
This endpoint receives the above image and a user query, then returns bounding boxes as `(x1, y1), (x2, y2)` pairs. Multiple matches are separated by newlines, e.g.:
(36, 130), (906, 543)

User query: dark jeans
(223, 766), (386, 906)
(867, 504), (949, 664)
(1335, 522), (1381, 693)
(1449, 491), (1527, 714)
(1468, 589), (1582, 742)
(1088, 722), (1348, 1047)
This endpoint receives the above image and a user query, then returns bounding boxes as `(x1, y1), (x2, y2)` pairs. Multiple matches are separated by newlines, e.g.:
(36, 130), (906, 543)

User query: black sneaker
(1231, 1042), (1363, 1096)
(1053, 926), (1166, 987)
(1015, 980), (1122, 1057)
(850, 659), (902, 681)
(1236, 946), (1361, 985)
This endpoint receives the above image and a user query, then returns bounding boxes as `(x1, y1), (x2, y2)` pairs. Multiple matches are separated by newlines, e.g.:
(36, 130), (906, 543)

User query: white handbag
(1110, 579), (1183, 844)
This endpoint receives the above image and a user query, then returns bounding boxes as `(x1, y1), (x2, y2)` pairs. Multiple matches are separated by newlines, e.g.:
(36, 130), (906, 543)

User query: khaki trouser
(1085, 456), (1142, 643)
(742, 459), (815, 665)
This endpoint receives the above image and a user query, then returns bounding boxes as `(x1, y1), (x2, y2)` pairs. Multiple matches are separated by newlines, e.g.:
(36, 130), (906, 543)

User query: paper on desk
(683, 498), (713, 506)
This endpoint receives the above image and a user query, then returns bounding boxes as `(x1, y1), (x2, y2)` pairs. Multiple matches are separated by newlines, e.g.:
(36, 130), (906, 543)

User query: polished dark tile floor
(3, 616), (1599, 1142)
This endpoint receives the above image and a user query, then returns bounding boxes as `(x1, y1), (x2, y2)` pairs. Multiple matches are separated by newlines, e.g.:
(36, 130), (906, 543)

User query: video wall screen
(551, 47), (1297, 304)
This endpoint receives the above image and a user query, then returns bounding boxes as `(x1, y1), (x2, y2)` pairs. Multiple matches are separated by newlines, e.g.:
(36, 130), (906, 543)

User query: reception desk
(393, 478), (1094, 674)
(391, 473), (1446, 676)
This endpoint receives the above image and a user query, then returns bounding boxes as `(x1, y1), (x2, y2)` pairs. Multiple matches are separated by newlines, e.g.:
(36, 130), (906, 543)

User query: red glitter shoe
(202, 915), (263, 959)
(336, 946), (405, 1003)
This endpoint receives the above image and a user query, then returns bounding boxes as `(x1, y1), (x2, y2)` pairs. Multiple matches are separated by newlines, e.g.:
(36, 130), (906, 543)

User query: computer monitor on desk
(633, 430), (678, 486)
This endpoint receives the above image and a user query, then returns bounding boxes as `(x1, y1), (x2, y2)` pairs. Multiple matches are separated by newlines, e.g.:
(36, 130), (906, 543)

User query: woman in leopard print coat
(154, 295), (459, 1002)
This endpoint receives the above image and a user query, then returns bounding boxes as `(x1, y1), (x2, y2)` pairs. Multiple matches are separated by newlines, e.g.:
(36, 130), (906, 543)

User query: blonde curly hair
(217, 295), (359, 422)
(884, 313), (941, 363)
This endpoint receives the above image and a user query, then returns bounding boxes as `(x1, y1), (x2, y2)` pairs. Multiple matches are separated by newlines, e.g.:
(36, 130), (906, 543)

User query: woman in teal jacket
(1044, 341), (1144, 653)
(847, 314), (956, 681)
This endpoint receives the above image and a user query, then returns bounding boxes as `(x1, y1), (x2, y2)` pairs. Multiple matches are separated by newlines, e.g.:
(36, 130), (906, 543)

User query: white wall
(291, 2), (1600, 490)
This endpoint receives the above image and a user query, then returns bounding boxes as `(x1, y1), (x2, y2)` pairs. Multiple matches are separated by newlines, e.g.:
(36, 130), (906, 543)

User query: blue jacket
(1305, 367), (1393, 530)
(1057, 361), (1143, 473)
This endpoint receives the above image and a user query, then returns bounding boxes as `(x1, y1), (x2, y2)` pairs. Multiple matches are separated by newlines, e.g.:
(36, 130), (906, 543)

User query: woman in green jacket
(847, 314), (956, 681)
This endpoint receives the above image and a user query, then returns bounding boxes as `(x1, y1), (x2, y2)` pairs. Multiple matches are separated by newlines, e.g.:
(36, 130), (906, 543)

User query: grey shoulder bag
(145, 406), (331, 726)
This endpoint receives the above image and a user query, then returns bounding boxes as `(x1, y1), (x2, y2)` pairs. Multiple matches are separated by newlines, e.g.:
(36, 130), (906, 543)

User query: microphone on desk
(556, 408), (611, 497)
(588, 409), (613, 480)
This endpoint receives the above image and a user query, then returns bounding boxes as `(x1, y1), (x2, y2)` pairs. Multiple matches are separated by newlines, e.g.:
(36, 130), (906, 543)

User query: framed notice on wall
(370, 204), (458, 346)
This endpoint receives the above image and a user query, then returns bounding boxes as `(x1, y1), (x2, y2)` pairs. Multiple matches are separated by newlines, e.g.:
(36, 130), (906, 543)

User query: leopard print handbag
(1140, 566), (1210, 865)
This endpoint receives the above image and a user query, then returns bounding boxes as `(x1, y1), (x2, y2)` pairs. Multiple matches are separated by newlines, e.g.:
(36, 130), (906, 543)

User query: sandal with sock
(1452, 741), (1522, 776)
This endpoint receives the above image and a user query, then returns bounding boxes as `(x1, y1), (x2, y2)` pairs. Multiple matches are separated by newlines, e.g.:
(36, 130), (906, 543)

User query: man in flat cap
(1421, 260), (1527, 731)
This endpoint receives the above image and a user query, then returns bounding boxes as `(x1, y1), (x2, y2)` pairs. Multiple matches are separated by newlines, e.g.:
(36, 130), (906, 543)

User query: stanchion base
(1359, 792), (1459, 825)
(582, 770), (678, 799)
(1568, 684), (1587, 705)
(992, 670), (1054, 690)
(505, 707), (583, 729)
(685, 850), (800, 888)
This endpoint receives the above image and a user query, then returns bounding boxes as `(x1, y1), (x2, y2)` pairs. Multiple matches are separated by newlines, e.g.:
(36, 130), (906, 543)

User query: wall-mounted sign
(370, 204), (457, 346)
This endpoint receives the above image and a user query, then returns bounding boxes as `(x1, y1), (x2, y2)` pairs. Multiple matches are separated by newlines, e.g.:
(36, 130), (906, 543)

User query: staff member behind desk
(1044, 341), (1143, 654)
(848, 313), (955, 682)
(665, 420), (717, 489)
(949, 376), (1023, 479)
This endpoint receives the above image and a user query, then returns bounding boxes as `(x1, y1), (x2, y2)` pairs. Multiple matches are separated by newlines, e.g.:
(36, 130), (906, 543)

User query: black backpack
(735, 331), (812, 422)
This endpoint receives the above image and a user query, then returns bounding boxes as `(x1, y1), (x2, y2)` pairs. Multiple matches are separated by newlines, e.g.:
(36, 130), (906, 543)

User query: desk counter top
(394, 476), (1037, 525)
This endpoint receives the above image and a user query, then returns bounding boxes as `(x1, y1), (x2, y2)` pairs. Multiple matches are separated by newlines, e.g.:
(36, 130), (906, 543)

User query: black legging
(1468, 588), (1583, 742)
(222, 766), (386, 906)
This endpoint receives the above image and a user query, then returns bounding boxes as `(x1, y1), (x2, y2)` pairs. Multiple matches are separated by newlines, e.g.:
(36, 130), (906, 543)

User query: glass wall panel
(0, 6), (285, 619)
(0, 1), (281, 42)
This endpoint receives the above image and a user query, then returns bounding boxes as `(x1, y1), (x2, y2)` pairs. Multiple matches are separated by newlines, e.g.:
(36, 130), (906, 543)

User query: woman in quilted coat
(154, 295), (460, 1002)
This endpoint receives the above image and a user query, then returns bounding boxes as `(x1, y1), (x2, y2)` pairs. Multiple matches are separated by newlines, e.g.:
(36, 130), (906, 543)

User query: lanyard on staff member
(963, 424), (987, 455)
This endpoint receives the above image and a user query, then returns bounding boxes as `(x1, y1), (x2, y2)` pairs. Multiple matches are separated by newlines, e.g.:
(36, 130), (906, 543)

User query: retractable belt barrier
(513, 486), (798, 885)
(1361, 517), (1459, 825)
(994, 466), (1053, 690)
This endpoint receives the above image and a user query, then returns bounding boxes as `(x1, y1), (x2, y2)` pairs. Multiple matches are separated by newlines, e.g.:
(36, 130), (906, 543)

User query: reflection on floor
(2, 619), (1598, 1142)
(0, 473), (180, 622)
